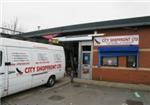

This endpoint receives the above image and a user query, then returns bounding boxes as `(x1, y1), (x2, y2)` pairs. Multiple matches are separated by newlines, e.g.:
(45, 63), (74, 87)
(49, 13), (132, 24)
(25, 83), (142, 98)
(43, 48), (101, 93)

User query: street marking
(122, 103), (128, 105)
(134, 92), (141, 98)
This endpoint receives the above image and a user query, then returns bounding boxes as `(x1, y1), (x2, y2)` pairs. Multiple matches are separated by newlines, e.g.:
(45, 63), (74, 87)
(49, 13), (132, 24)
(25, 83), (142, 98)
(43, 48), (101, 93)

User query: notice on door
(94, 35), (139, 46)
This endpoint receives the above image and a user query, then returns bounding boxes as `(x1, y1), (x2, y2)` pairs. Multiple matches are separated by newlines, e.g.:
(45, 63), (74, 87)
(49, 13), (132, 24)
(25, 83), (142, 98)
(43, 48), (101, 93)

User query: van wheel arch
(46, 75), (56, 87)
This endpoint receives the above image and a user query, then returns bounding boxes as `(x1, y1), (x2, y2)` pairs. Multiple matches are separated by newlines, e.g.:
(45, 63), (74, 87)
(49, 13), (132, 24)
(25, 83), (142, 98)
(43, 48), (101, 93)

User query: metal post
(70, 51), (75, 83)
(70, 70), (74, 83)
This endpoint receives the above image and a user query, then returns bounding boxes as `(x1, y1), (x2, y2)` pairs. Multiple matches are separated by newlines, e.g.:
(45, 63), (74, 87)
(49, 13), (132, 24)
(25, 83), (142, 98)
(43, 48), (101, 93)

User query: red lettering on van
(25, 67), (36, 73)
(24, 64), (62, 74)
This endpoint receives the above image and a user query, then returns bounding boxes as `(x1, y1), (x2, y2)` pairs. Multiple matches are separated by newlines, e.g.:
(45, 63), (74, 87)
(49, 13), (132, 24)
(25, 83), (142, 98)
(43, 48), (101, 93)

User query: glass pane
(82, 53), (90, 64)
(0, 51), (2, 66)
(127, 56), (137, 68)
(82, 46), (91, 51)
(101, 56), (118, 66)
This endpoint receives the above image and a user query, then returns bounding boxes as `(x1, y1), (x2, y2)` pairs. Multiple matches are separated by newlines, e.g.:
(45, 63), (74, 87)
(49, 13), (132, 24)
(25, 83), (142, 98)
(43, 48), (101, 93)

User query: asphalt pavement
(1, 78), (150, 105)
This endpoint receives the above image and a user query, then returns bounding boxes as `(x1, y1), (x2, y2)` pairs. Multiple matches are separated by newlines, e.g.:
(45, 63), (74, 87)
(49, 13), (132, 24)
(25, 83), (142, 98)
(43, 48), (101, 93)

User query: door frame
(78, 41), (93, 79)
(0, 47), (8, 97)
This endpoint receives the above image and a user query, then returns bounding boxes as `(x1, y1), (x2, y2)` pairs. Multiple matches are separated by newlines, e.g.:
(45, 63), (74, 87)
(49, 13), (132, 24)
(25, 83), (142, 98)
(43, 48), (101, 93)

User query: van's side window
(0, 51), (2, 66)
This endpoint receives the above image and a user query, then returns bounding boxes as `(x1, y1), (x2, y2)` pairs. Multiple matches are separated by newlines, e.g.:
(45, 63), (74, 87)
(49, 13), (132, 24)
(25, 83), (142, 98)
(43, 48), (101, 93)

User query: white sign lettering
(94, 35), (139, 46)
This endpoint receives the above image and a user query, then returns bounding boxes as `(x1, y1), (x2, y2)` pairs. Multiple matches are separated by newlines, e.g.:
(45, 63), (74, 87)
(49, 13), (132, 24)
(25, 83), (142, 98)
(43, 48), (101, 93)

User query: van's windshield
(0, 51), (2, 66)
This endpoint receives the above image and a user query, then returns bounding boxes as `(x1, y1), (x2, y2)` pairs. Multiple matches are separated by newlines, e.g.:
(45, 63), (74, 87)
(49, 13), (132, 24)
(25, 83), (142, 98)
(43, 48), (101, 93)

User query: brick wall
(92, 68), (150, 85)
(92, 26), (150, 85)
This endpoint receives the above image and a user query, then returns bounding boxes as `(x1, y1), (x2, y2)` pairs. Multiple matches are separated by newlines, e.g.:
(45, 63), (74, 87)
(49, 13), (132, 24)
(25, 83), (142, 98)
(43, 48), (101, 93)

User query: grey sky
(1, 0), (150, 32)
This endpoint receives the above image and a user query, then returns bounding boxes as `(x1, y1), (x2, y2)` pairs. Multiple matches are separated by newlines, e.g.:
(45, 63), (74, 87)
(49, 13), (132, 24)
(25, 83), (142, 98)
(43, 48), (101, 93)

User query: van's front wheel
(46, 76), (55, 87)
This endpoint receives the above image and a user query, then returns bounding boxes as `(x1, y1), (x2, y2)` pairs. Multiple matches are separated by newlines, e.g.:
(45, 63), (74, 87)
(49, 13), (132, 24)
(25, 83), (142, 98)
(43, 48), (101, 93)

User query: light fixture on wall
(88, 33), (105, 37)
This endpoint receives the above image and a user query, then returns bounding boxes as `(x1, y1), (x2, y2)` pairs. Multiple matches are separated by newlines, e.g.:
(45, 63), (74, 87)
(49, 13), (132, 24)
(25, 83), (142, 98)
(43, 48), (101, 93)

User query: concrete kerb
(73, 78), (150, 91)
(42, 77), (150, 92)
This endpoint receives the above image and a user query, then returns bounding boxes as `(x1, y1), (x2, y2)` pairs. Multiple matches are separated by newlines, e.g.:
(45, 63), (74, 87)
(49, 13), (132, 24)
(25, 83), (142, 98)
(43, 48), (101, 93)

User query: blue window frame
(98, 45), (139, 67)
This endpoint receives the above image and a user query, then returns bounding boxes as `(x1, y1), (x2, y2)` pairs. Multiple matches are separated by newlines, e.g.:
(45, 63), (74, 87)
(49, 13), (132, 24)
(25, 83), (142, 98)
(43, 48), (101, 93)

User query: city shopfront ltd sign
(94, 35), (139, 46)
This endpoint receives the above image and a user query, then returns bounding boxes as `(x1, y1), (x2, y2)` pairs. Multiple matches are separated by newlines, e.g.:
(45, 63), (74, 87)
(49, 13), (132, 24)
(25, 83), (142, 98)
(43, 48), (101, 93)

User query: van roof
(0, 37), (63, 50)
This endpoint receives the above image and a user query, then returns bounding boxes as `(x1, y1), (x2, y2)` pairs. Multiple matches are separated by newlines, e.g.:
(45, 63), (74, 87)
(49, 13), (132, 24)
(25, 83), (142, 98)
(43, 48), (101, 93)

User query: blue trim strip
(98, 45), (139, 52)
(100, 52), (138, 57)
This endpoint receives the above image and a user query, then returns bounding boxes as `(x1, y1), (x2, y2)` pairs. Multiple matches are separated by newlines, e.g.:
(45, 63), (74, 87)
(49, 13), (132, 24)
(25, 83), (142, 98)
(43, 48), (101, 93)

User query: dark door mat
(126, 100), (143, 105)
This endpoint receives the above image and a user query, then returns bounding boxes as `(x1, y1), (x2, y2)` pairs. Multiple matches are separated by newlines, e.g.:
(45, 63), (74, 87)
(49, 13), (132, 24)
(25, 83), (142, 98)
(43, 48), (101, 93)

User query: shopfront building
(20, 16), (150, 85)
(92, 27), (150, 85)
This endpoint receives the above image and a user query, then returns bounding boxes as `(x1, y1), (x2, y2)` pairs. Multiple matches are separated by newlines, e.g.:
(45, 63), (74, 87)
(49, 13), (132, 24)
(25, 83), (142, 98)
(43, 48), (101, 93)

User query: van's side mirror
(5, 62), (11, 66)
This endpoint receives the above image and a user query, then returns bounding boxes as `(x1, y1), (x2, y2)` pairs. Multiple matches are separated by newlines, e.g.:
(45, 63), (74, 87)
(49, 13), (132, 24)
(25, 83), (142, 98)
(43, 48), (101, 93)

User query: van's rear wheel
(46, 76), (55, 87)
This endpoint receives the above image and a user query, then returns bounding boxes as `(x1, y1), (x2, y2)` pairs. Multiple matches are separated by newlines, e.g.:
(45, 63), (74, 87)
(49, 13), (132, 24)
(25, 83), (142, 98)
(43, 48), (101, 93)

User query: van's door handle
(5, 62), (11, 66)
(8, 71), (16, 74)
(0, 72), (5, 75)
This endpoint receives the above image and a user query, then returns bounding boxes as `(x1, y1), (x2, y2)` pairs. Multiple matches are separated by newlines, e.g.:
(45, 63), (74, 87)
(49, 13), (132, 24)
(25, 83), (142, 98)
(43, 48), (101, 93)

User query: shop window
(0, 51), (2, 66)
(98, 46), (139, 67)
(101, 56), (118, 67)
(127, 56), (137, 68)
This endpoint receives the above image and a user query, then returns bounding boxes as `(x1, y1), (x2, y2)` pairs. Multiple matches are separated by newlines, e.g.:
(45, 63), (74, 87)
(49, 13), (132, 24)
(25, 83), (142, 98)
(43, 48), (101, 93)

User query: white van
(0, 37), (65, 97)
